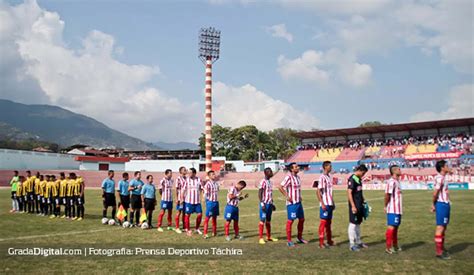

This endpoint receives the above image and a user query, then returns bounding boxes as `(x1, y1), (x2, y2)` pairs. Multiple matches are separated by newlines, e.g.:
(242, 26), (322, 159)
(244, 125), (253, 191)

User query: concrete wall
(126, 159), (202, 172)
(0, 149), (78, 170)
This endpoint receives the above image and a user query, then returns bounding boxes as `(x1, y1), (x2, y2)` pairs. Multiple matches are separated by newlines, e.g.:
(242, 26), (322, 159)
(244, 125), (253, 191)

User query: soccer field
(0, 189), (473, 274)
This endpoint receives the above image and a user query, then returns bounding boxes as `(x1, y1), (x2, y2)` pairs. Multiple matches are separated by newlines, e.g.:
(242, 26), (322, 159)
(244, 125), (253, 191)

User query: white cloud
(410, 84), (474, 122)
(277, 50), (329, 83)
(279, 0), (392, 15)
(277, 49), (372, 87)
(0, 0), (201, 143)
(213, 82), (319, 131)
(303, 0), (473, 74)
(265, 24), (293, 42)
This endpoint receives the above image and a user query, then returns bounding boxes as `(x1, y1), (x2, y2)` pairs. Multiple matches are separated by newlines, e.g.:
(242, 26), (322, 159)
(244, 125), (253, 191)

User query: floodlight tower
(199, 27), (221, 172)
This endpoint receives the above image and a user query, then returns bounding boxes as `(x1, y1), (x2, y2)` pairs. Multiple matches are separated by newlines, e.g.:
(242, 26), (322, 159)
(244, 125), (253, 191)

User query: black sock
(112, 208), (116, 220)
(103, 209), (107, 218)
(136, 210), (140, 224)
(130, 211), (134, 224)
(71, 205), (75, 217)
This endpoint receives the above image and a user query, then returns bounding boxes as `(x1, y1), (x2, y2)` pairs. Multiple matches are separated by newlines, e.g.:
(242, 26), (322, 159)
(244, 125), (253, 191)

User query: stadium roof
(295, 118), (474, 139)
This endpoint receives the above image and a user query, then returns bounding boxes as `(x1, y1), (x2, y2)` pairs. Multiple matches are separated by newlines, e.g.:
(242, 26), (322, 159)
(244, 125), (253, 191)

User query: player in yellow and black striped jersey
(58, 172), (68, 218)
(75, 175), (85, 220)
(66, 173), (76, 219)
(39, 175), (47, 216)
(34, 172), (41, 214)
(25, 170), (35, 213)
(50, 175), (60, 218)
(17, 176), (25, 213)
(22, 177), (28, 213)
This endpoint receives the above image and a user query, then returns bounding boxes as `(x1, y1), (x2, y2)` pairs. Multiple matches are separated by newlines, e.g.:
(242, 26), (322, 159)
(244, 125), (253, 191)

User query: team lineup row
(99, 160), (453, 259)
(9, 171), (85, 220)
(7, 159), (452, 260)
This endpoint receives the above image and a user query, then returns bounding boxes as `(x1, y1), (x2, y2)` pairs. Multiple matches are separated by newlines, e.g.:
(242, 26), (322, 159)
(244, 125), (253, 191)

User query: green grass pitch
(0, 189), (473, 273)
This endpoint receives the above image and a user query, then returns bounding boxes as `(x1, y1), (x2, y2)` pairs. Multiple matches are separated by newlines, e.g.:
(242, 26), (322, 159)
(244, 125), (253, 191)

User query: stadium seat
(336, 148), (366, 161)
(405, 144), (437, 155)
(311, 148), (342, 162)
(287, 150), (318, 163)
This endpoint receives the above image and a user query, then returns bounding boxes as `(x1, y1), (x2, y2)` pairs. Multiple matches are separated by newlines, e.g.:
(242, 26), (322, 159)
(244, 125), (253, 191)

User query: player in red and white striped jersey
(258, 168), (278, 244)
(384, 165), (403, 254)
(203, 170), (220, 238)
(224, 181), (248, 241)
(182, 168), (203, 236)
(317, 161), (335, 248)
(278, 162), (307, 247)
(174, 167), (187, 233)
(431, 160), (452, 260)
(157, 169), (173, 232)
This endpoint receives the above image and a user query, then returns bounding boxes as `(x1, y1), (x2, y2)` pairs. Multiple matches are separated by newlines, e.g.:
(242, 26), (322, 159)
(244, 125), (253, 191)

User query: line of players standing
(9, 171), (85, 220)
(101, 159), (453, 259)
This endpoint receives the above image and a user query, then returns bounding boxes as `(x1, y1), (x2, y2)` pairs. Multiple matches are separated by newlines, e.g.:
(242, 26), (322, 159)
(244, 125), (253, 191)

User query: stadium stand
(311, 148), (342, 162)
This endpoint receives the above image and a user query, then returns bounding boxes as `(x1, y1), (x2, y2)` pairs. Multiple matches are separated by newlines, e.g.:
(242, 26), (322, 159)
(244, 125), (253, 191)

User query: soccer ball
(141, 222), (149, 230)
(101, 218), (109, 225)
(108, 219), (116, 226)
(122, 221), (130, 228)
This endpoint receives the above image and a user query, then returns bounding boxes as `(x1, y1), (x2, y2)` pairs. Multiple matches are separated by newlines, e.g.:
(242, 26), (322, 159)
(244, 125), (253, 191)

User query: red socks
(259, 222), (264, 239)
(319, 219), (327, 245)
(157, 210), (165, 227)
(326, 219), (333, 244)
(234, 220), (239, 236)
(212, 216), (217, 235)
(265, 222), (271, 239)
(224, 221), (230, 236)
(175, 212), (180, 229)
(196, 213), (202, 230)
(167, 210), (172, 226)
(184, 214), (190, 231)
(203, 216), (210, 235)
(386, 228), (394, 249)
(435, 234), (443, 255)
(297, 218), (304, 240)
(286, 220), (294, 242)
(393, 227), (398, 248)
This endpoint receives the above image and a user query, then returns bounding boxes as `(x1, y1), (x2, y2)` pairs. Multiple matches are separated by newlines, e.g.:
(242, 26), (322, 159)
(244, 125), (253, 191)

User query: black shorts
(349, 206), (364, 225)
(59, 197), (67, 205)
(144, 198), (155, 211)
(131, 194), (142, 209)
(11, 191), (17, 199)
(28, 192), (34, 201)
(77, 196), (85, 205)
(120, 195), (130, 208)
(104, 193), (116, 207)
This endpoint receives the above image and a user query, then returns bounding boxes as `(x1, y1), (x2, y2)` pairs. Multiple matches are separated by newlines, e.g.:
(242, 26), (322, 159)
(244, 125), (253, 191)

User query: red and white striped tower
(205, 57), (213, 172)
(199, 27), (220, 173)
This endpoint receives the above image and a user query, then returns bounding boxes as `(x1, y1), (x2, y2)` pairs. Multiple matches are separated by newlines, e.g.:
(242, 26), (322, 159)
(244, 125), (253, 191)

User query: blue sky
(1, 0), (472, 142)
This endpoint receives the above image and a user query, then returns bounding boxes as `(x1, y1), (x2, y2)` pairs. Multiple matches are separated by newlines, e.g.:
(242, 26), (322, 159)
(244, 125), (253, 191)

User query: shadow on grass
(401, 241), (425, 251)
(449, 242), (473, 254)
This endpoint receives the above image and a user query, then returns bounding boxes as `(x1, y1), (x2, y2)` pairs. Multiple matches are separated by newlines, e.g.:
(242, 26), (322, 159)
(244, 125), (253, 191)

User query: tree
(359, 121), (384, 127)
(198, 125), (299, 161)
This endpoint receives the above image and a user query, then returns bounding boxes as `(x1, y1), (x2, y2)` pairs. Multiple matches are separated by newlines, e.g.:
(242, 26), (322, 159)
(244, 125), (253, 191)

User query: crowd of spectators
(297, 134), (473, 156)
